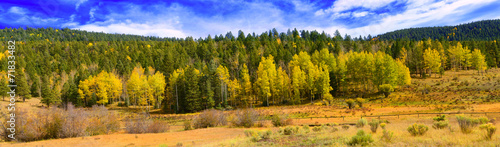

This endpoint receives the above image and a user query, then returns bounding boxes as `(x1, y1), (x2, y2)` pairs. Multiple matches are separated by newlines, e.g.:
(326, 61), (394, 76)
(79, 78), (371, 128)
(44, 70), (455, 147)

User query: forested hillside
(0, 27), (498, 113)
(376, 19), (500, 41)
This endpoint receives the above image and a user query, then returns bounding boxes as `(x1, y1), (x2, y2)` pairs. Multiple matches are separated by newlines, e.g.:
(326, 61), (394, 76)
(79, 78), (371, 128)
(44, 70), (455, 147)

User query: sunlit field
(1, 68), (498, 146)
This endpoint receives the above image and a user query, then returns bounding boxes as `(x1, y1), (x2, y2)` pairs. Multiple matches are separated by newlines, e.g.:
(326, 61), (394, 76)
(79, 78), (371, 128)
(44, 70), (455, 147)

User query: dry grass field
(1, 69), (499, 146)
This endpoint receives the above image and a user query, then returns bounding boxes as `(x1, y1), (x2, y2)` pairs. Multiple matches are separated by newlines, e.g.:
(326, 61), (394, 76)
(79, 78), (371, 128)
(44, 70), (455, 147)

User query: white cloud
(67, 0), (500, 39)
(341, 0), (497, 37)
(89, 7), (98, 22)
(291, 0), (315, 12)
(8, 7), (27, 15)
(76, 23), (187, 38)
(325, 0), (396, 13)
(352, 11), (369, 17)
(75, 0), (88, 10)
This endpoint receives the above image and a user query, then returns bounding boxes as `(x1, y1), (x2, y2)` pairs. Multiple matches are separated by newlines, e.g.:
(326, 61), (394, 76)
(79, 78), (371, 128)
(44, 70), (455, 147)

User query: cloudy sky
(1, 0), (500, 38)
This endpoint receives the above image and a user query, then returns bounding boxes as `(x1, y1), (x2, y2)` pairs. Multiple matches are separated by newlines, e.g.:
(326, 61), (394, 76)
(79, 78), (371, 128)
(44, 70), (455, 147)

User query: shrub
(321, 124), (329, 131)
(379, 84), (394, 98)
(346, 99), (356, 109)
(331, 127), (339, 132)
(368, 119), (379, 133)
(284, 126), (295, 135)
(302, 125), (310, 133)
(356, 118), (367, 128)
(192, 109), (226, 129)
(432, 115), (448, 129)
(147, 120), (170, 133)
(456, 115), (480, 134)
(380, 123), (386, 129)
(433, 115), (446, 122)
(2, 104), (119, 142)
(125, 113), (170, 134)
(407, 123), (429, 136)
(271, 114), (291, 127)
(231, 108), (259, 128)
(347, 130), (373, 146)
(183, 120), (192, 130)
(381, 129), (394, 142)
(479, 123), (496, 140)
(342, 125), (350, 130)
(260, 130), (272, 140)
(433, 121), (449, 129)
(245, 130), (261, 142)
(478, 117), (490, 124)
(355, 98), (365, 108)
(60, 104), (88, 138)
(312, 126), (322, 132)
(86, 105), (120, 135)
(245, 130), (273, 142)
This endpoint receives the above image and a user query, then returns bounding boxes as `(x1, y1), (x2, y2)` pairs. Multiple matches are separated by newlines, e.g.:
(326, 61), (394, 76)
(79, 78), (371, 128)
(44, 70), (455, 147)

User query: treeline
(377, 19), (500, 41)
(0, 28), (495, 113)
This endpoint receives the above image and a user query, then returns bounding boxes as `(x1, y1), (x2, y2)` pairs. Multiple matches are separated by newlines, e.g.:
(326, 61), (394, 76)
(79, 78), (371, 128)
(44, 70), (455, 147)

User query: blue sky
(1, 0), (500, 38)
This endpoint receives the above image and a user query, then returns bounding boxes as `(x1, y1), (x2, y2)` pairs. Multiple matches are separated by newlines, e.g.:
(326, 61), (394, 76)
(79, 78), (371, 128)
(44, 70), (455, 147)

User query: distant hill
(376, 19), (500, 41)
(0, 27), (174, 42)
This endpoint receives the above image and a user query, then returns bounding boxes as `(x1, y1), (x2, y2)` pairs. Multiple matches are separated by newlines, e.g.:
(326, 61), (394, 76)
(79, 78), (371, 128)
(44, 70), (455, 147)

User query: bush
(2, 104), (119, 142)
(331, 127), (339, 132)
(407, 123), (429, 136)
(302, 125), (310, 133)
(260, 130), (272, 140)
(381, 129), (394, 142)
(355, 98), (365, 108)
(192, 109), (226, 129)
(342, 125), (350, 130)
(380, 123), (386, 129)
(86, 105), (120, 135)
(456, 115), (481, 134)
(183, 120), (193, 130)
(312, 126), (322, 132)
(271, 114), (291, 127)
(245, 130), (261, 142)
(231, 108), (259, 128)
(433, 121), (449, 129)
(369, 119), (379, 133)
(432, 115), (448, 129)
(284, 126), (295, 135)
(379, 84), (394, 98)
(346, 99), (356, 109)
(479, 123), (496, 140)
(347, 130), (373, 146)
(356, 118), (367, 128)
(245, 130), (273, 142)
(478, 117), (490, 124)
(433, 115), (446, 122)
(125, 113), (169, 134)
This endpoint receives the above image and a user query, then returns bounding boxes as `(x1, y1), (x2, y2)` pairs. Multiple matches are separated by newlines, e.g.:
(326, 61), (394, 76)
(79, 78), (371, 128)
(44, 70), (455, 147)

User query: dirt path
(1, 127), (246, 147)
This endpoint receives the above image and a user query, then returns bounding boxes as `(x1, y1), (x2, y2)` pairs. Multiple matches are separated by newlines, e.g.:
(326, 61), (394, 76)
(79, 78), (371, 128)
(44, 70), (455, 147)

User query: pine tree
(30, 74), (40, 97)
(41, 77), (55, 107)
(184, 65), (201, 112)
(0, 75), (9, 101)
(16, 69), (31, 102)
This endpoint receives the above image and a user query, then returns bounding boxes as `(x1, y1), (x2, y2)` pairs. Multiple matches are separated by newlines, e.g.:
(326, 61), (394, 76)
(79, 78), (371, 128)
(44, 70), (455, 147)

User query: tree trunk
(176, 85), (178, 112)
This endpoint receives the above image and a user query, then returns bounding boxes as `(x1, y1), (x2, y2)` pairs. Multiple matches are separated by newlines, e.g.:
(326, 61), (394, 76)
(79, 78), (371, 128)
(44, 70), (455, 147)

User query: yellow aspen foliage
(471, 49), (487, 74)
(423, 48), (441, 77)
